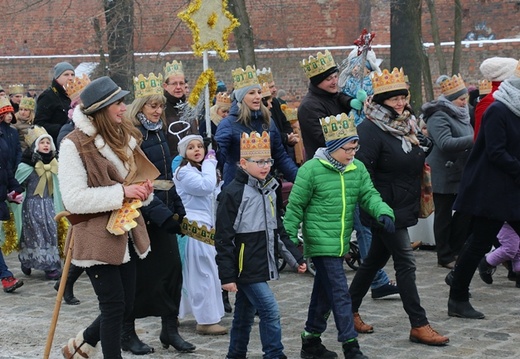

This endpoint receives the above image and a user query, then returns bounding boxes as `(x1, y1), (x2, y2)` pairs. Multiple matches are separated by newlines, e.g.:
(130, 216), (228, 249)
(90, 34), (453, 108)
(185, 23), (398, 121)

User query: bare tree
(358, 0), (371, 33)
(424, 0), (447, 76)
(452, 0), (463, 74)
(228, 0), (256, 68)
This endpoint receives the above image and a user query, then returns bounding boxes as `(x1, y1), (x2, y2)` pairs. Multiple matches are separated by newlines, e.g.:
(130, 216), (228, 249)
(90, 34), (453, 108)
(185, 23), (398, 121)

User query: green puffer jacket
(283, 150), (394, 258)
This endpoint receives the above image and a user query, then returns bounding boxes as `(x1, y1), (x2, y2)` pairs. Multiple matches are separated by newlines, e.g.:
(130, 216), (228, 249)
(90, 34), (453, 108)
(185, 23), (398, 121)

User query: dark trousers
(349, 227), (428, 328)
(433, 193), (472, 265)
(83, 258), (136, 359)
(450, 217), (520, 301)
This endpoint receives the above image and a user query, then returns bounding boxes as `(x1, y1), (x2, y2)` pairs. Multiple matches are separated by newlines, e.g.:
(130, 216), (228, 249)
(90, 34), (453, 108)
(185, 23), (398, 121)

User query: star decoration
(178, 0), (240, 60)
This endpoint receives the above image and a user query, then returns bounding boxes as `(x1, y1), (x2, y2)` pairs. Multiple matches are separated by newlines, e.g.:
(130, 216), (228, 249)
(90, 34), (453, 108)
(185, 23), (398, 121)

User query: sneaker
(477, 257), (495, 284)
(342, 340), (368, 359)
(371, 281), (399, 299)
(301, 335), (338, 359)
(2, 276), (24, 293)
(409, 324), (449, 346)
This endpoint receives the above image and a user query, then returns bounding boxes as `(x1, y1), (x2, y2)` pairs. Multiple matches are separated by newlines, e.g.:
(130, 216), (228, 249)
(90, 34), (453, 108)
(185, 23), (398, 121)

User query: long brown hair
(236, 101), (271, 129)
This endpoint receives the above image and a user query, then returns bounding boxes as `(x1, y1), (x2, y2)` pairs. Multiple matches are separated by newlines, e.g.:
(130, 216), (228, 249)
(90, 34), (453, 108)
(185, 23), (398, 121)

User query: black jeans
(349, 227), (428, 328)
(83, 258), (136, 359)
(449, 216), (520, 301)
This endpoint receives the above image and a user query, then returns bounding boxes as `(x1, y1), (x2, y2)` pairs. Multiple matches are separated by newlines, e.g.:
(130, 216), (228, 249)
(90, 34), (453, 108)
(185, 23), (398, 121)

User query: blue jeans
(227, 281), (284, 359)
(0, 251), (13, 278)
(353, 205), (390, 289)
(305, 256), (358, 343)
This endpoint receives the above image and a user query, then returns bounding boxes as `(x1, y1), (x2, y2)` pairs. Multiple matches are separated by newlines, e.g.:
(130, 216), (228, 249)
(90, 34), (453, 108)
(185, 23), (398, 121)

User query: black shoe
(301, 336), (338, 359)
(448, 298), (485, 319)
(444, 271), (453, 286)
(160, 315), (196, 352)
(477, 257), (495, 284)
(121, 322), (154, 355)
(371, 281), (399, 299)
(342, 340), (368, 359)
(54, 279), (80, 305)
(21, 264), (31, 276)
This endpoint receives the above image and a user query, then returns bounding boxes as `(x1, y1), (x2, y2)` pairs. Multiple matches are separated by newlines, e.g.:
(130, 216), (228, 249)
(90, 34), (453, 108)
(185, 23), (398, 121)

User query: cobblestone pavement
(1, 248), (520, 359)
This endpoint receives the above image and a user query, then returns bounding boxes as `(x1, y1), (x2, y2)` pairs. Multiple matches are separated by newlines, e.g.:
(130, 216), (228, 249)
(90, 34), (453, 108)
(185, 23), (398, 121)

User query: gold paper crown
(232, 65), (259, 90)
(27, 84), (37, 90)
(256, 67), (274, 84)
(280, 104), (298, 123)
(0, 97), (14, 115)
(439, 74), (466, 96)
(260, 82), (271, 98)
(515, 60), (520, 78)
(215, 92), (231, 108)
(371, 68), (407, 95)
(319, 113), (357, 142)
(478, 79), (492, 95)
(301, 50), (336, 79)
(65, 74), (91, 101)
(19, 97), (35, 111)
(9, 84), (25, 94)
(134, 73), (164, 98)
(164, 61), (184, 79)
(24, 126), (48, 147)
(240, 131), (271, 158)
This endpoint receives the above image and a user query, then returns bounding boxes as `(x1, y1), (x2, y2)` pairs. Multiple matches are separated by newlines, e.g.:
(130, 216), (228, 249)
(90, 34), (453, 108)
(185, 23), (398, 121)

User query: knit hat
(80, 76), (129, 115)
(373, 88), (409, 105)
(53, 62), (75, 79)
(320, 113), (358, 154)
(310, 66), (339, 86)
(216, 80), (227, 93)
(479, 57), (518, 82)
(233, 84), (261, 103)
(177, 134), (203, 157)
(0, 97), (16, 123)
(34, 133), (56, 153)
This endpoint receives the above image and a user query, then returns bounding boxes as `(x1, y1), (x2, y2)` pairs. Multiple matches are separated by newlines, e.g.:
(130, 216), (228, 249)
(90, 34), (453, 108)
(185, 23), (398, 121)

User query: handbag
(419, 163), (434, 218)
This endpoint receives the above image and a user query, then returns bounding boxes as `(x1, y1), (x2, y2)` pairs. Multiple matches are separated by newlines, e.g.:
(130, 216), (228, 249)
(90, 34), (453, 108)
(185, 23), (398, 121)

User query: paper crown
(439, 74), (466, 97)
(240, 131), (271, 158)
(320, 113), (357, 142)
(301, 50), (337, 79)
(281, 104), (298, 123)
(27, 84), (37, 91)
(9, 84), (25, 95)
(260, 82), (271, 98)
(0, 97), (14, 115)
(134, 73), (164, 98)
(65, 74), (91, 101)
(515, 60), (520, 78)
(256, 67), (274, 84)
(371, 68), (407, 95)
(478, 79), (492, 95)
(215, 92), (231, 108)
(19, 97), (36, 111)
(164, 61), (184, 79)
(232, 65), (260, 90)
(24, 126), (48, 146)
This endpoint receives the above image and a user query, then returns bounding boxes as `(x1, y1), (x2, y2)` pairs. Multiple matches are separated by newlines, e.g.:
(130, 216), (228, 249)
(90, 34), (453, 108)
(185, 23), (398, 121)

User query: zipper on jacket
(238, 242), (245, 277)
(339, 172), (346, 256)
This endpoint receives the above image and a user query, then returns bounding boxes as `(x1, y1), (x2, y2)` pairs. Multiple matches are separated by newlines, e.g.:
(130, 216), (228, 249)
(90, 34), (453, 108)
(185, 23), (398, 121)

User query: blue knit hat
(326, 135), (359, 154)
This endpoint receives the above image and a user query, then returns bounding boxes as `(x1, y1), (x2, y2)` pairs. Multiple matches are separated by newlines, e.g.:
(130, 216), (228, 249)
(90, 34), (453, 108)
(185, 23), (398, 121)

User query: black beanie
(310, 66), (339, 86)
(372, 88), (409, 105)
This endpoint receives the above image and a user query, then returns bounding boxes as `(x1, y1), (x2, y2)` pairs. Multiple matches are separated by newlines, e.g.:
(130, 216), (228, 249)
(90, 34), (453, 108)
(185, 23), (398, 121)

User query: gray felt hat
(80, 76), (129, 115)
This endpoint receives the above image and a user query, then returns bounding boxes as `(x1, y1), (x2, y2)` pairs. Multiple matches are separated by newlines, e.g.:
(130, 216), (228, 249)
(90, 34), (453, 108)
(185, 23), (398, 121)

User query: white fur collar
(72, 106), (138, 179)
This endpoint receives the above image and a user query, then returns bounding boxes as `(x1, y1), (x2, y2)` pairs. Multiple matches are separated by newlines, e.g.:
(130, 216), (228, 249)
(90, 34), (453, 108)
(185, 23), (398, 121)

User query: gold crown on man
(232, 65), (259, 90)
(134, 73), (164, 98)
(478, 79), (492, 95)
(281, 104), (298, 123)
(25, 126), (48, 147)
(216, 92), (231, 108)
(240, 131), (271, 158)
(66, 74), (91, 101)
(301, 50), (336, 79)
(320, 113), (357, 142)
(515, 59), (520, 78)
(20, 97), (35, 111)
(257, 67), (274, 84)
(164, 61), (184, 79)
(9, 84), (25, 94)
(439, 74), (466, 96)
(372, 68), (407, 95)
(260, 82), (271, 98)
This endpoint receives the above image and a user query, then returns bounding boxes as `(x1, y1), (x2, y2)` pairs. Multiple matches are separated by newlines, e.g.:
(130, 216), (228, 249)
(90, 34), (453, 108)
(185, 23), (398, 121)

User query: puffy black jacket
(34, 79), (71, 144)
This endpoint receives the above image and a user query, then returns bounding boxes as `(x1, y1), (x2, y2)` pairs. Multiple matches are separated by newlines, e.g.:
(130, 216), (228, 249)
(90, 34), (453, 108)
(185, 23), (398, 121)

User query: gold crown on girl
(301, 50), (336, 79)
(215, 92), (231, 108)
(9, 84), (25, 95)
(478, 79), (492, 95)
(24, 126), (48, 147)
(515, 59), (520, 78)
(0, 97), (13, 114)
(19, 97), (35, 111)
(65, 74), (91, 101)
(134, 73), (164, 98)
(164, 60), (184, 79)
(371, 68), (407, 95)
(320, 113), (357, 142)
(439, 74), (466, 96)
(260, 82), (271, 98)
(232, 65), (259, 90)
(240, 131), (271, 158)
(256, 67), (274, 84)
(280, 104), (298, 123)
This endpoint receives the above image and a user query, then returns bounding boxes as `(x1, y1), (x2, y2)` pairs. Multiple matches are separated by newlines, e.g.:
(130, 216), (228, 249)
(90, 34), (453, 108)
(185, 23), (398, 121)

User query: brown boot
(62, 330), (97, 358)
(353, 312), (373, 334)
(409, 324), (449, 346)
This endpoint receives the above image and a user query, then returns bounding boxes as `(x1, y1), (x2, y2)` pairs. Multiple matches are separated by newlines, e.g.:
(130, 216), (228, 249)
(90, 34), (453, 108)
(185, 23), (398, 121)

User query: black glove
(162, 216), (182, 235)
(203, 136), (212, 149)
(337, 92), (354, 112)
(378, 215), (395, 233)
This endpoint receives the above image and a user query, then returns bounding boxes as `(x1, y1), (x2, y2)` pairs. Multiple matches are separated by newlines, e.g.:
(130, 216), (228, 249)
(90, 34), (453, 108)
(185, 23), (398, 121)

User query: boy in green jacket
(283, 113), (394, 359)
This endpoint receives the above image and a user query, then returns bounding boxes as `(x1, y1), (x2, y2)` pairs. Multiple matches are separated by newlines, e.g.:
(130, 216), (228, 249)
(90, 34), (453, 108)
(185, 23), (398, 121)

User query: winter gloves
(350, 89), (368, 111)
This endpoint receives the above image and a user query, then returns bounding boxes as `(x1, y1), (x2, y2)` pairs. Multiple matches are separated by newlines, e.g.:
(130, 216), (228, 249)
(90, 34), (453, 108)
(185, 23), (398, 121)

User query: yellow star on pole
(178, 0), (240, 60)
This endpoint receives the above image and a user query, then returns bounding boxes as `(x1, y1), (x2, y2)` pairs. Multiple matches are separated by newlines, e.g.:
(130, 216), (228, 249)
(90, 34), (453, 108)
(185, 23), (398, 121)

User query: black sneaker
(371, 281), (399, 299)
(342, 341), (368, 359)
(477, 257), (495, 284)
(301, 336), (338, 359)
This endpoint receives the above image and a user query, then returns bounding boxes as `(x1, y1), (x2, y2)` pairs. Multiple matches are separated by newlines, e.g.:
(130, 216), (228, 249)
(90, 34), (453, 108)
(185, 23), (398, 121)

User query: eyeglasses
(341, 145), (360, 154)
(145, 103), (166, 111)
(246, 158), (275, 168)
(167, 82), (186, 88)
(385, 96), (407, 105)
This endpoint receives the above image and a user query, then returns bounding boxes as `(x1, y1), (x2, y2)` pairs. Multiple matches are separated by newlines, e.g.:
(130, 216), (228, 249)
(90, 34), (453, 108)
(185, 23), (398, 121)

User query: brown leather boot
(409, 324), (449, 346)
(353, 312), (373, 334)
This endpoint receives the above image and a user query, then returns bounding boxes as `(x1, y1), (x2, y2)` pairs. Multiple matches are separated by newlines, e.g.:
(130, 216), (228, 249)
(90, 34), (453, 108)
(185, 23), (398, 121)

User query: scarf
(324, 150), (347, 172)
(365, 100), (419, 153)
(493, 79), (520, 117)
(422, 95), (470, 124)
(137, 112), (163, 132)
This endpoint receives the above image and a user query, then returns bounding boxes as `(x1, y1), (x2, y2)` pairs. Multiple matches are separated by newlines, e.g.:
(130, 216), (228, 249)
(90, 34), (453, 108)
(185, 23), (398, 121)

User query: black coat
(0, 130), (23, 221)
(34, 79), (71, 144)
(0, 122), (22, 171)
(357, 119), (425, 229)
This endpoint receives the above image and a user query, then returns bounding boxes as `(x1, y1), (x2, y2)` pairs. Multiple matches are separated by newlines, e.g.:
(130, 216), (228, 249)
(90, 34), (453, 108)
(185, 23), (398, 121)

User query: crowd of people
(0, 52), (520, 359)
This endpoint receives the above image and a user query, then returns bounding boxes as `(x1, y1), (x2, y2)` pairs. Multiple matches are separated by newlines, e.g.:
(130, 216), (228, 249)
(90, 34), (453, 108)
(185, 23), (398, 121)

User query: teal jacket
(283, 148), (394, 258)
